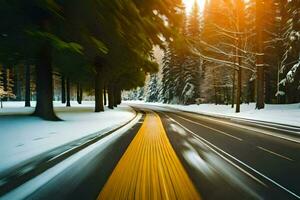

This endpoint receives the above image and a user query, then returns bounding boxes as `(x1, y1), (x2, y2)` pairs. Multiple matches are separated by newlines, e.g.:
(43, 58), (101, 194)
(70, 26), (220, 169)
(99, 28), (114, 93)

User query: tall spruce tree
(279, 0), (300, 103)
(146, 74), (159, 102)
(183, 0), (202, 104)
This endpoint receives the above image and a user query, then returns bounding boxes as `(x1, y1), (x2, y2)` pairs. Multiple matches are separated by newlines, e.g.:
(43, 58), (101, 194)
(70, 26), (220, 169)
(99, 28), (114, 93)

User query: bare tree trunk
(117, 89), (122, 105)
(103, 85), (107, 106)
(108, 84), (114, 109)
(13, 67), (22, 101)
(77, 83), (82, 104)
(213, 69), (218, 105)
(61, 75), (66, 104)
(80, 87), (83, 103)
(256, 0), (265, 109)
(235, 0), (245, 113)
(25, 65), (31, 107)
(113, 86), (118, 107)
(231, 69), (236, 108)
(95, 67), (104, 112)
(236, 68), (242, 113)
(77, 83), (80, 104)
(113, 87), (121, 106)
(33, 43), (59, 121)
(95, 80), (104, 112)
(66, 77), (71, 107)
(256, 66), (265, 109)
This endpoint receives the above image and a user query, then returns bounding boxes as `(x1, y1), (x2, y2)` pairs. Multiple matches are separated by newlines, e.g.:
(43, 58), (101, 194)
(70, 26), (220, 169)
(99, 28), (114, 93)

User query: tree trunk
(77, 83), (79, 104)
(108, 84), (114, 109)
(103, 85), (107, 106)
(235, 0), (244, 113)
(77, 83), (82, 104)
(213, 69), (218, 105)
(235, 39), (242, 113)
(236, 68), (242, 113)
(33, 44), (59, 121)
(265, 68), (271, 104)
(113, 86), (119, 107)
(231, 70), (236, 108)
(66, 77), (71, 107)
(256, 66), (265, 109)
(80, 87), (83, 103)
(255, 0), (265, 109)
(13, 67), (21, 101)
(2, 65), (8, 101)
(61, 75), (66, 104)
(95, 68), (104, 112)
(116, 89), (122, 105)
(25, 65), (31, 107)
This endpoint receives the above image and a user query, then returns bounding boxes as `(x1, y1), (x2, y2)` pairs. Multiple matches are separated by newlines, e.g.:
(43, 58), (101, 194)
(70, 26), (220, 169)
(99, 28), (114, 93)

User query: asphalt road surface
(1, 104), (299, 200)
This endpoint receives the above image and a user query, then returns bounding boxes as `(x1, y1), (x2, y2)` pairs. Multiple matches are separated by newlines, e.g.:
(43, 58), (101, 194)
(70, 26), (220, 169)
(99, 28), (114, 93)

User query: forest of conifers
(133, 0), (300, 113)
(0, 0), (185, 120)
(0, 0), (300, 120)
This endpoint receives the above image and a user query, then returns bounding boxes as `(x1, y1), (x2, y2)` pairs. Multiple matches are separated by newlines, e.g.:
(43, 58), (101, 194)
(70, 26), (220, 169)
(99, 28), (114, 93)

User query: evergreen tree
(279, 0), (300, 103)
(161, 46), (175, 103)
(0, 66), (16, 108)
(146, 74), (159, 102)
(5, 68), (15, 101)
(161, 2), (191, 104)
(184, 0), (202, 104)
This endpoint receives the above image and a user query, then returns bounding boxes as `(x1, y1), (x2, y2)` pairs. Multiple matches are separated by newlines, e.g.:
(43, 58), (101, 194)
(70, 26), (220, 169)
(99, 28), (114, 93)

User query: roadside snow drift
(0, 101), (135, 172)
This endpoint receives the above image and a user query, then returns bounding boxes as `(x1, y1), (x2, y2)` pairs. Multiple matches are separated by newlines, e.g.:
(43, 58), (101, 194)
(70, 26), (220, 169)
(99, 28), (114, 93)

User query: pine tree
(161, 10), (187, 104)
(183, 0), (202, 104)
(161, 46), (174, 103)
(198, 0), (254, 111)
(6, 68), (15, 101)
(0, 67), (16, 108)
(161, 2), (200, 104)
(279, 0), (300, 103)
(146, 74), (159, 102)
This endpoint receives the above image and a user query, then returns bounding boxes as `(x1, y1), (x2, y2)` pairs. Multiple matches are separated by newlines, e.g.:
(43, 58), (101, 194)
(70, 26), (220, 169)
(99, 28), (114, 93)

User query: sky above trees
(183, 0), (205, 13)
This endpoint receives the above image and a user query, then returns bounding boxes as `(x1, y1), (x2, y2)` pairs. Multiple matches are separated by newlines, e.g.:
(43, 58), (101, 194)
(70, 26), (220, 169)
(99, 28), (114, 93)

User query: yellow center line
(98, 112), (201, 200)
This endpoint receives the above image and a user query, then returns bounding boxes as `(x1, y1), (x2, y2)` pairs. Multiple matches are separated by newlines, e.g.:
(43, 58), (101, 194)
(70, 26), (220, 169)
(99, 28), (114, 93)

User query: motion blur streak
(98, 112), (201, 200)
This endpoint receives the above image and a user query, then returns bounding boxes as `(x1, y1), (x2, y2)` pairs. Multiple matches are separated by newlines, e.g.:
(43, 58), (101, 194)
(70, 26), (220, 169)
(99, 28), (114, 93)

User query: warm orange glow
(183, 0), (205, 14)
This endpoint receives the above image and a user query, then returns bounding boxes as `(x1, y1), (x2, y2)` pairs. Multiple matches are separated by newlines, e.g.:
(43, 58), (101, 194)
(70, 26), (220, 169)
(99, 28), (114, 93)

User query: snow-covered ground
(126, 101), (300, 127)
(0, 101), (135, 172)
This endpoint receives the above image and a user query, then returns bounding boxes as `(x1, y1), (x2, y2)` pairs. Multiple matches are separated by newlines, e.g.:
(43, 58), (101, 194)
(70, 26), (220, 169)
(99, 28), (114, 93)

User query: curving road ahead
(1, 104), (300, 200)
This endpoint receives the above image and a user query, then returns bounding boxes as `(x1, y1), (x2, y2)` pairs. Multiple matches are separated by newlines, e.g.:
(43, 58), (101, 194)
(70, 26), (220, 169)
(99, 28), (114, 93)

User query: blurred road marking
(98, 112), (201, 200)
(257, 146), (293, 161)
(165, 114), (300, 199)
(183, 112), (300, 144)
(176, 115), (243, 141)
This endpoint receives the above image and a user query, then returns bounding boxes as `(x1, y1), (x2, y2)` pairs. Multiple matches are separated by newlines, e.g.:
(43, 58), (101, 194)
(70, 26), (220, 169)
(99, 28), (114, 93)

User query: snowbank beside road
(0, 101), (135, 172)
(126, 101), (300, 127)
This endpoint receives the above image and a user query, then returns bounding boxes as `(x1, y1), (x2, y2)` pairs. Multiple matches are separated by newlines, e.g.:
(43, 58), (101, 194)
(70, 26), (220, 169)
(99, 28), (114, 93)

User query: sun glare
(183, 0), (205, 14)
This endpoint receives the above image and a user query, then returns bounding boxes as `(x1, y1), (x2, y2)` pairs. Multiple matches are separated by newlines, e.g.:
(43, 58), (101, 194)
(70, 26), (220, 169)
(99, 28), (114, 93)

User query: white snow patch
(1, 113), (141, 200)
(0, 101), (135, 172)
